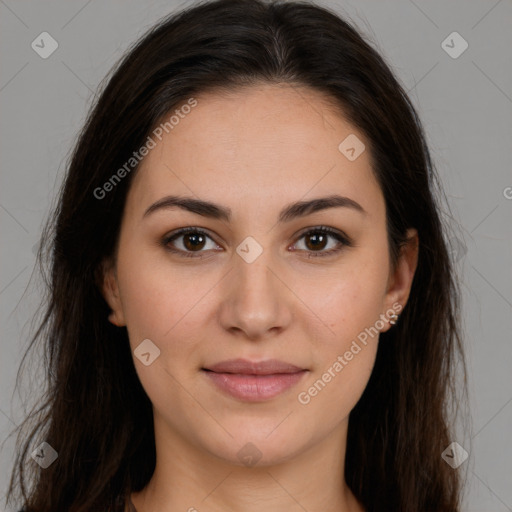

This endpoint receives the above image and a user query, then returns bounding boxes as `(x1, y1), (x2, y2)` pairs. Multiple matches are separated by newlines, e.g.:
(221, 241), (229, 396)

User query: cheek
(115, 256), (204, 408)
(116, 263), (166, 342)
(116, 249), (218, 376)
(295, 260), (389, 348)
(116, 245), (193, 336)
(292, 254), (387, 409)
(295, 274), (382, 418)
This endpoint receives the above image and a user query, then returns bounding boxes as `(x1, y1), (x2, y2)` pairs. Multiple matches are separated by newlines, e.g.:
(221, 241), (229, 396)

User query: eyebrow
(143, 194), (367, 223)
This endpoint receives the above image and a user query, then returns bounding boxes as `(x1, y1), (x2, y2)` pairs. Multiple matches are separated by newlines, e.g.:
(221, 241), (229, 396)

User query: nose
(217, 248), (293, 341)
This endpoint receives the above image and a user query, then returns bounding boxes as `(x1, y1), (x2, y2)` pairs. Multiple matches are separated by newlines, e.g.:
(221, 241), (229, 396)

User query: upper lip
(203, 358), (306, 375)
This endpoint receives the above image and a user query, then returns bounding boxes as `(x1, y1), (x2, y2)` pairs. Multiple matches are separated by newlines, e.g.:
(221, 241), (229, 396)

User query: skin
(101, 83), (419, 512)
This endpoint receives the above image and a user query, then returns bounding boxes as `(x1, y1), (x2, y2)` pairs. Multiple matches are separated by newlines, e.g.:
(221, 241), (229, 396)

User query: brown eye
(163, 228), (220, 258)
(304, 232), (329, 251)
(182, 232), (207, 251)
(293, 227), (352, 258)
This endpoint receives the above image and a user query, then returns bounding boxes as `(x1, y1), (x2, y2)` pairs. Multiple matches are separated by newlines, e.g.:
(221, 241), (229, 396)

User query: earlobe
(98, 259), (126, 327)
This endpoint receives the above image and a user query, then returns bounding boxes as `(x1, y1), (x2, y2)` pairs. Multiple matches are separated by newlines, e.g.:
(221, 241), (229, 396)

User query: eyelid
(293, 225), (351, 244)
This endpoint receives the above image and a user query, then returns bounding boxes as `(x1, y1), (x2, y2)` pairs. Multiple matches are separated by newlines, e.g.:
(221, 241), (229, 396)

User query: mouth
(201, 358), (308, 402)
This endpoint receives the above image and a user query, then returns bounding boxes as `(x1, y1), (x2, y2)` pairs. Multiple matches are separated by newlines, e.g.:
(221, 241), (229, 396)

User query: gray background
(1, 1), (511, 510)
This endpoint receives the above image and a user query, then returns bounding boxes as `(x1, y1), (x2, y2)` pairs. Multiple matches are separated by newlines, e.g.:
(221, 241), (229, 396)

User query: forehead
(126, 83), (383, 221)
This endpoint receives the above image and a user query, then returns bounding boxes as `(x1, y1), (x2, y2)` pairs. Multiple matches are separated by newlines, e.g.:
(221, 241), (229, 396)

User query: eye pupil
(305, 232), (327, 251)
(184, 233), (206, 251)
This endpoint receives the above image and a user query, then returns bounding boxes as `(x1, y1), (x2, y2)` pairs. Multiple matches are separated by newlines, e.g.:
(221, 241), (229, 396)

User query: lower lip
(203, 370), (308, 402)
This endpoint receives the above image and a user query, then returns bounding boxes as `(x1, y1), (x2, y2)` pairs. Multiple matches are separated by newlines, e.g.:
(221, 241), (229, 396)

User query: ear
(97, 258), (126, 327)
(380, 228), (419, 333)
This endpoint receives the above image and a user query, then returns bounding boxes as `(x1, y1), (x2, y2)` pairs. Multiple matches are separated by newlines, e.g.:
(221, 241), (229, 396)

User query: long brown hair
(6, 0), (468, 510)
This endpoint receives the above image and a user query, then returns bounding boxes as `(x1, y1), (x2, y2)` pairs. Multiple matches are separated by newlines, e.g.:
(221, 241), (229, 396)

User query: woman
(6, 0), (468, 510)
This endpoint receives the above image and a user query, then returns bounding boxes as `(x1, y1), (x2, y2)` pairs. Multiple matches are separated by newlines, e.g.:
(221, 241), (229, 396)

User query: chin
(203, 429), (307, 468)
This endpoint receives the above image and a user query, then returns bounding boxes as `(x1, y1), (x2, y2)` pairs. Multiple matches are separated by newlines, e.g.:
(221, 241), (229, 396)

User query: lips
(203, 358), (305, 375)
(202, 358), (308, 401)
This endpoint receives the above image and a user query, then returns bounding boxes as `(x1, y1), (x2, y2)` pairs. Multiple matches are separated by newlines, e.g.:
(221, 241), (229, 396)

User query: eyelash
(161, 226), (352, 259)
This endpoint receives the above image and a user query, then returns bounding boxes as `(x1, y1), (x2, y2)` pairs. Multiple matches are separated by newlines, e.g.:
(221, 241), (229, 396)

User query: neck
(130, 413), (365, 512)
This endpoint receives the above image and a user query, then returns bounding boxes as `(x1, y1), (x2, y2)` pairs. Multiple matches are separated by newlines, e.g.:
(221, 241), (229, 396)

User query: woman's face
(102, 83), (418, 467)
